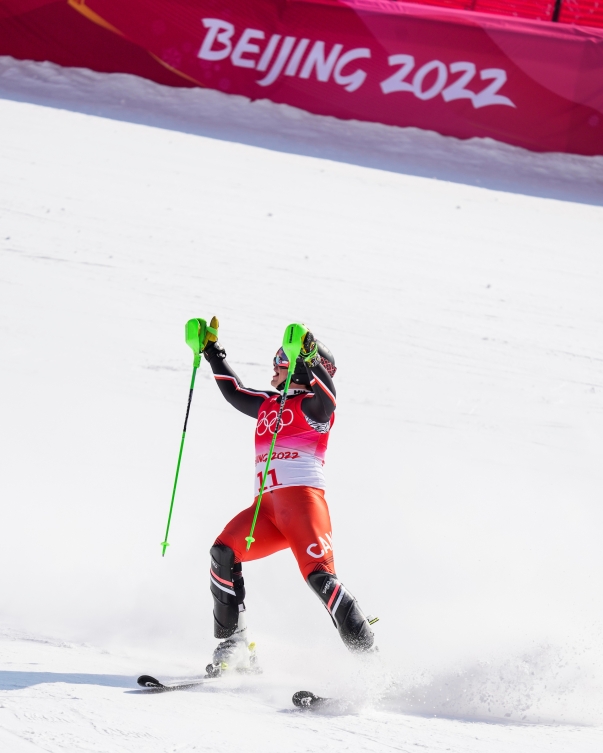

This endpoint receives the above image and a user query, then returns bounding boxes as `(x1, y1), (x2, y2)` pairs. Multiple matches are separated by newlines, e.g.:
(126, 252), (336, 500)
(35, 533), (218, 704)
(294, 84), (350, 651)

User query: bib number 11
(258, 469), (282, 490)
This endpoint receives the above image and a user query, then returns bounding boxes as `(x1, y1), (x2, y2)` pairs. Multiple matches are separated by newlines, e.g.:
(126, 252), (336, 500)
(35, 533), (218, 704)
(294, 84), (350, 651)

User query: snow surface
(1, 56), (603, 751)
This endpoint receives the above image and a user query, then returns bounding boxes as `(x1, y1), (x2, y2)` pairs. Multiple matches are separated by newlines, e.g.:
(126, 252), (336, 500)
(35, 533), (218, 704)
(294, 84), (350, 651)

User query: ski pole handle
(282, 322), (308, 365)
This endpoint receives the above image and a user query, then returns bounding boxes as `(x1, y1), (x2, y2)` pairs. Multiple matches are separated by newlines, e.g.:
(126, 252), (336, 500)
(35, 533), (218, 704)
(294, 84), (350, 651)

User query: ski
(292, 690), (331, 709)
(139, 677), (335, 707)
(137, 674), (209, 692)
(137, 663), (259, 692)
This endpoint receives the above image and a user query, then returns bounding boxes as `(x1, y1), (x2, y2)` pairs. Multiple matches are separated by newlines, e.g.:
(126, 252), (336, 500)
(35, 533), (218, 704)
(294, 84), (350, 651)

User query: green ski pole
(245, 322), (308, 551)
(161, 317), (213, 557)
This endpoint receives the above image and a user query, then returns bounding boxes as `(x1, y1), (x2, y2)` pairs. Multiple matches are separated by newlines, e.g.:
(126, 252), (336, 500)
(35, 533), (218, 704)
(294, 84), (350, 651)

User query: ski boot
(307, 572), (377, 652)
(205, 634), (259, 677)
(208, 545), (260, 676)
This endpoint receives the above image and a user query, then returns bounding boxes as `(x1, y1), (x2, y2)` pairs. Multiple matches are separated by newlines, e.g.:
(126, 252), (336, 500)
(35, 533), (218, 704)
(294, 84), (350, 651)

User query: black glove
(203, 340), (226, 362)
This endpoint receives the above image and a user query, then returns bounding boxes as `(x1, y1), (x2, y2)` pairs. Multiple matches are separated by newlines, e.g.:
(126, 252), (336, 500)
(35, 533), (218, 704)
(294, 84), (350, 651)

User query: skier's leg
(270, 486), (375, 652)
(207, 496), (289, 674)
(210, 497), (288, 639)
(207, 543), (255, 674)
(209, 543), (245, 639)
(306, 571), (375, 652)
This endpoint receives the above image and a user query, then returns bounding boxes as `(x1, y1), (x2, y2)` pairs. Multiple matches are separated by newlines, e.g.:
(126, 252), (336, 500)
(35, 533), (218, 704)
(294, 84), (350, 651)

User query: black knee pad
(210, 545), (245, 639)
(307, 571), (374, 652)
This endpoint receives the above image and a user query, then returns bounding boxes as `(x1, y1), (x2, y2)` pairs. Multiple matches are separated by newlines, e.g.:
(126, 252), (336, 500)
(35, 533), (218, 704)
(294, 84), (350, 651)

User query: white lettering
(307, 543), (324, 559)
(473, 69), (516, 109)
(319, 536), (332, 554)
(198, 19), (516, 110)
(334, 48), (371, 93)
(198, 18), (234, 61)
(231, 28), (264, 69)
(412, 60), (447, 101)
(380, 54), (414, 94)
(285, 38), (310, 76)
(380, 55), (515, 109)
(441, 61), (476, 103)
(257, 36), (296, 87)
(257, 34), (281, 72)
(299, 41), (343, 82)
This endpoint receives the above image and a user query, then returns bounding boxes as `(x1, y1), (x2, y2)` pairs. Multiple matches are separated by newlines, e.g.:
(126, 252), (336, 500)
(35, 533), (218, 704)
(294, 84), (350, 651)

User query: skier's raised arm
(286, 330), (337, 423)
(203, 332), (275, 419)
(301, 362), (336, 424)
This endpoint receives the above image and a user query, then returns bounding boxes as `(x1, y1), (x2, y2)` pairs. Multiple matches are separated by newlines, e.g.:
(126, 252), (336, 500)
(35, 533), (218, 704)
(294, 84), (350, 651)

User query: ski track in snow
(1, 56), (603, 751)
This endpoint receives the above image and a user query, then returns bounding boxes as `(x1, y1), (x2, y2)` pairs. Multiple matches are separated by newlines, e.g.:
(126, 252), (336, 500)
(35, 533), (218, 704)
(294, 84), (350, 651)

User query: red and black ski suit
(204, 341), (374, 652)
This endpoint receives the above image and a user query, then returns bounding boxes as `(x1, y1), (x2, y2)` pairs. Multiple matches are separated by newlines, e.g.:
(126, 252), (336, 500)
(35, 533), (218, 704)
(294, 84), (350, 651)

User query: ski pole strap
(162, 364), (198, 557)
(245, 371), (292, 550)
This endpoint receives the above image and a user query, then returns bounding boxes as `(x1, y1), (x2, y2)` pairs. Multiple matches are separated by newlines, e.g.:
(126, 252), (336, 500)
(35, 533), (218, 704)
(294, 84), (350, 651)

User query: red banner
(0, 0), (195, 86)
(72, 0), (603, 155)
(2, 0), (603, 155)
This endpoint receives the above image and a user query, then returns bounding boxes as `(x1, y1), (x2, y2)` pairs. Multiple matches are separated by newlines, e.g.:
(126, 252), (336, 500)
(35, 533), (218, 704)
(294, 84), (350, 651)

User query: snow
(1, 55), (603, 751)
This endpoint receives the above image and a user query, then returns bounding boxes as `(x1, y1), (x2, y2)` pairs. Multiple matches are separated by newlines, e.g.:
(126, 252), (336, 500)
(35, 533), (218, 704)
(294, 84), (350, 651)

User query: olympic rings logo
(256, 408), (294, 436)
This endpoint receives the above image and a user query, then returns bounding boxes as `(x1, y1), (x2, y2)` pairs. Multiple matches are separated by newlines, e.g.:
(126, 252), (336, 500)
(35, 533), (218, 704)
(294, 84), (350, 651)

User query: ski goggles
(273, 347), (290, 368)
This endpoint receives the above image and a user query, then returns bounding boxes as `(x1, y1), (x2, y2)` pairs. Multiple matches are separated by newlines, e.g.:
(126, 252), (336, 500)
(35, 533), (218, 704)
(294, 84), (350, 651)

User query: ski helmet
(273, 341), (336, 390)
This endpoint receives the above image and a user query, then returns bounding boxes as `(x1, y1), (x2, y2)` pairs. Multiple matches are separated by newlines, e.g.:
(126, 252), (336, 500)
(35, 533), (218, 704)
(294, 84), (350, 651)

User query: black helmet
(291, 340), (337, 387)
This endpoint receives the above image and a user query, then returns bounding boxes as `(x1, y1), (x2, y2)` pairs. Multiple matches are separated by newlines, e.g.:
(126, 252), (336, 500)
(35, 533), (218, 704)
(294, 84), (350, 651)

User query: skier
(202, 318), (375, 675)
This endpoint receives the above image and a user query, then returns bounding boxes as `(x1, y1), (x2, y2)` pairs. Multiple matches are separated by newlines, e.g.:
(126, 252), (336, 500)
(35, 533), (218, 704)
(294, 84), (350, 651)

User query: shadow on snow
(1, 56), (602, 207)
(0, 670), (134, 690)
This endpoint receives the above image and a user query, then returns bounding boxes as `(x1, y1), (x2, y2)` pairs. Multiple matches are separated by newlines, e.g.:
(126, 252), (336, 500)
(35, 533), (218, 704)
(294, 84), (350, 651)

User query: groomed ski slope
(1, 56), (603, 752)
